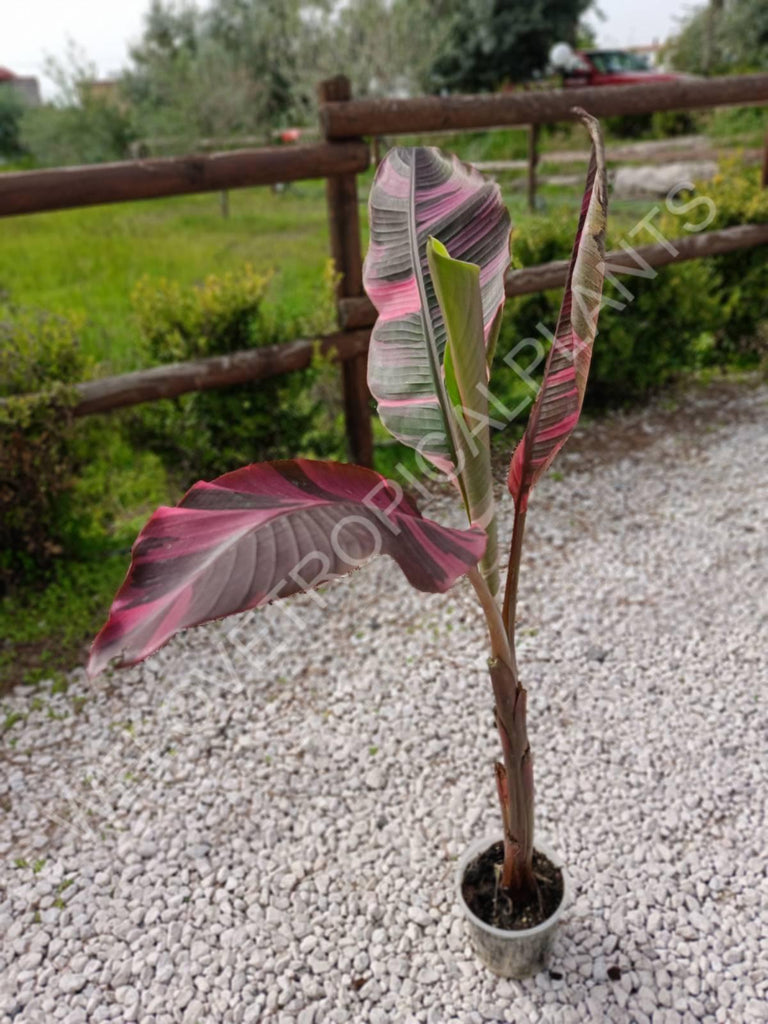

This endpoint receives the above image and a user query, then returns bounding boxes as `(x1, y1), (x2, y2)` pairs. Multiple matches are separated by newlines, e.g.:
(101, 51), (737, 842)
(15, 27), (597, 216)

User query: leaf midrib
(408, 159), (458, 470)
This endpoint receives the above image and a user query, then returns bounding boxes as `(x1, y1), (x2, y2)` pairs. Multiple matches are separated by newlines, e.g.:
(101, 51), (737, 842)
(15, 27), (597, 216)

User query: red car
(561, 49), (685, 88)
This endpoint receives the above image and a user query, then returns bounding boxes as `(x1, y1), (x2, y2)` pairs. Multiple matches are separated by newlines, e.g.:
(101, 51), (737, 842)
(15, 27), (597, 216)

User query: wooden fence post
(527, 124), (540, 212)
(318, 75), (374, 468)
(761, 129), (768, 189)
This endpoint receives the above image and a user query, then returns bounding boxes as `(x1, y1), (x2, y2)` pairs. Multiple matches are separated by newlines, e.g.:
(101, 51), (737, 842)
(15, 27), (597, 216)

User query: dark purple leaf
(89, 459), (486, 675)
(508, 111), (607, 511)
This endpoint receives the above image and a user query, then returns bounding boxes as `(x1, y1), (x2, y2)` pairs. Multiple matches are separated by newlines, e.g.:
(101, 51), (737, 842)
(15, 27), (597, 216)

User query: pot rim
(456, 834), (570, 941)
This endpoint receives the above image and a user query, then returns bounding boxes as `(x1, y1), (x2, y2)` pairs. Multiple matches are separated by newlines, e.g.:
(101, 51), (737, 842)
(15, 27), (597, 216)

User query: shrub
(128, 263), (345, 484)
(603, 110), (699, 141)
(661, 164), (768, 363)
(604, 113), (654, 140)
(19, 100), (135, 167)
(492, 213), (723, 415)
(0, 310), (89, 589)
(651, 109), (699, 138)
(706, 105), (768, 142)
(0, 90), (25, 158)
(493, 163), (768, 419)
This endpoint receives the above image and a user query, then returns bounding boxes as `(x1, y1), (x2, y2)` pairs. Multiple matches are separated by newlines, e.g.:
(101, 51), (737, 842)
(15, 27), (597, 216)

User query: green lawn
(0, 180), (335, 373)
(0, 158), (655, 379)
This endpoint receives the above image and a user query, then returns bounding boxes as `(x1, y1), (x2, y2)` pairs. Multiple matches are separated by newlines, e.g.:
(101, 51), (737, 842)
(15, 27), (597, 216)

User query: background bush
(659, 165), (768, 364)
(127, 262), (345, 485)
(19, 101), (135, 167)
(0, 90), (25, 158)
(603, 110), (699, 141)
(0, 310), (90, 590)
(491, 163), (766, 421)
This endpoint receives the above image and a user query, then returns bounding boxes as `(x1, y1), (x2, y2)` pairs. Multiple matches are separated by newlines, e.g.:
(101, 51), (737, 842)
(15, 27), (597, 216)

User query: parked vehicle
(549, 43), (686, 88)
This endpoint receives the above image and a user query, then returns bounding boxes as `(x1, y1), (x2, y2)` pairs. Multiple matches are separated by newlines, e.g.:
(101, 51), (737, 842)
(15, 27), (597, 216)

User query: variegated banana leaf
(88, 459), (487, 676)
(364, 147), (511, 476)
(507, 110), (607, 512)
(427, 236), (499, 592)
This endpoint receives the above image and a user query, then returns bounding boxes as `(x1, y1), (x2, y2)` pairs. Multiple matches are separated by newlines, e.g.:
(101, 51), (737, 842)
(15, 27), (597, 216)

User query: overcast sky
(5, 0), (699, 95)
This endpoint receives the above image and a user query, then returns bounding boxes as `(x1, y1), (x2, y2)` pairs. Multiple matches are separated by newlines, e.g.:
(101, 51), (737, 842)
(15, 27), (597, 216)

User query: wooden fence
(3, 72), (768, 466)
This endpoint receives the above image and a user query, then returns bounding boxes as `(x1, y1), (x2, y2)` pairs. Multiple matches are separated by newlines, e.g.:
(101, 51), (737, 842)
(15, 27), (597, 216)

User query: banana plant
(90, 110), (607, 917)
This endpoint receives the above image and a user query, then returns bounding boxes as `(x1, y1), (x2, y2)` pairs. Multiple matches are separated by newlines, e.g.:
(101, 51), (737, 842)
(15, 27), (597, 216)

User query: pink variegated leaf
(364, 147), (511, 473)
(88, 459), (486, 676)
(508, 110), (607, 512)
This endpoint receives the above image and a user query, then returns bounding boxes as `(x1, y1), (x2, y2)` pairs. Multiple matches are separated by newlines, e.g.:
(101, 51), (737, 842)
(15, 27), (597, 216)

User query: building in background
(0, 66), (41, 106)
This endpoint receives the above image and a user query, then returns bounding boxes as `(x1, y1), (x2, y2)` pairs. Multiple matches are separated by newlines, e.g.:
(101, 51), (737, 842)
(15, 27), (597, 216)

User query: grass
(703, 104), (768, 146)
(0, 181), (334, 373)
(0, 557), (132, 693)
(0, 430), (175, 694)
(0, 140), (672, 383)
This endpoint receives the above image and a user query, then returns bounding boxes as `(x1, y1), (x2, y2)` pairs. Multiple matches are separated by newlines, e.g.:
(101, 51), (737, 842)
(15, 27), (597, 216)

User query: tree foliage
(122, 0), (463, 147)
(19, 44), (135, 167)
(311, 0), (456, 98)
(123, 0), (333, 143)
(18, 0), (601, 163)
(430, 0), (593, 93)
(666, 0), (768, 74)
(0, 88), (25, 158)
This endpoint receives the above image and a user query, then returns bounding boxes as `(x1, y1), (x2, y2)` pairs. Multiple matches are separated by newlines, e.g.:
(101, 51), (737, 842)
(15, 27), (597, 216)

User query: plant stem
(501, 504), (527, 657)
(490, 657), (536, 901)
(469, 562), (536, 903)
(480, 503), (536, 904)
(467, 565), (513, 673)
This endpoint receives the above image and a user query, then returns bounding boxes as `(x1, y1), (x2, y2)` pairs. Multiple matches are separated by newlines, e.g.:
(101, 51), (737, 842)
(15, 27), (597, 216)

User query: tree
(206, 0), (324, 125)
(19, 43), (135, 166)
(124, 0), (329, 145)
(0, 89), (25, 158)
(666, 0), (768, 75)
(309, 0), (457, 98)
(123, 0), (461, 150)
(430, 0), (593, 93)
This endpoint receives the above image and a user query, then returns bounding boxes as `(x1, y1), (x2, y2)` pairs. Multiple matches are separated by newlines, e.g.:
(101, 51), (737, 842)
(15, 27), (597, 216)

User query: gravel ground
(1, 379), (766, 1024)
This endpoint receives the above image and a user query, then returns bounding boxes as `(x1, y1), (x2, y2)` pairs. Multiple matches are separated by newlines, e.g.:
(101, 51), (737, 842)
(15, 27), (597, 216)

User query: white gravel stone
(408, 907), (433, 928)
(2, 381), (766, 1023)
(57, 973), (87, 995)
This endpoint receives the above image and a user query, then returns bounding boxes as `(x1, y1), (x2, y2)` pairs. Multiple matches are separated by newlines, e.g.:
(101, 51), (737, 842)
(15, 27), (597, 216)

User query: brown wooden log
(56, 330), (371, 417)
(527, 123), (540, 213)
(318, 76), (374, 468)
(320, 73), (768, 139)
(11, 224), (765, 420)
(338, 222), (768, 326)
(505, 222), (768, 296)
(339, 295), (378, 330)
(0, 141), (370, 217)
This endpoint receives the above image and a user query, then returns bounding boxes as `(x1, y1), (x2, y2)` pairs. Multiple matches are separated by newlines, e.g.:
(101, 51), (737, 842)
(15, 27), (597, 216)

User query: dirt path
(475, 133), (762, 173)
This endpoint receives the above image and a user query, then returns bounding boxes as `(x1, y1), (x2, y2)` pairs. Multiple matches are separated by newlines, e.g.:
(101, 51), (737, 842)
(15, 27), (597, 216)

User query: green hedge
(660, 164), (768, 362)
(0, 264), (346, 589)
(491, 164), (767, 419)
(0, 310), (89, 588)
(127, 262), (345, 484)
(0, 307), (172, 591)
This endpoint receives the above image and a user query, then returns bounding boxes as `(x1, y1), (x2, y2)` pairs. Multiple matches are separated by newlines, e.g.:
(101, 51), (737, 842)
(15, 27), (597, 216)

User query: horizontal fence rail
(59, 330), (371, 417)
(9, 224), (766, 420)
(0, 141), (370, 217)
(337, 223), (768, 329)
(320, 73), (768, 138)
